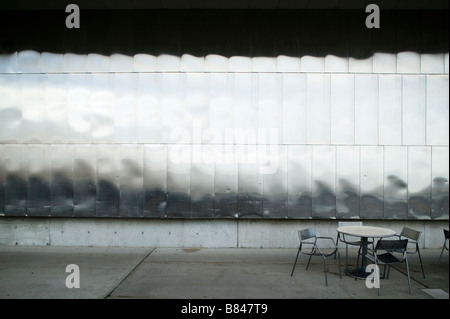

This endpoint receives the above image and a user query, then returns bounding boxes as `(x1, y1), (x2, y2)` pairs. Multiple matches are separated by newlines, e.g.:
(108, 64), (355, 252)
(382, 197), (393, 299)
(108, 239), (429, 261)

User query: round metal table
(336, 225), (396, 279)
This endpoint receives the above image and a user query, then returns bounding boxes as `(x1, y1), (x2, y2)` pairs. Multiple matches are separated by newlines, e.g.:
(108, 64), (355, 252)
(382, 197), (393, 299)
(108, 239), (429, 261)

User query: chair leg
(323, 257), (328, 286)
(416, 245), (426, 279)
(306, 254), (313, 270)
(405, 258), (412, 294)
(291, 247), (301, 276)
(337, 250), (342, 279)
(435, 244), (446, 272)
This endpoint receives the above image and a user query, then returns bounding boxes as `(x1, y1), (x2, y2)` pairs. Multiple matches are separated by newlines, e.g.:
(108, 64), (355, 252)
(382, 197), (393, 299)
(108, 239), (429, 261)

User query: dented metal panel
(21, 74), (45, 143)
(360, 146), (384, 219)
(67, 74), (91, 143)
(312, 146), (336, 218)
(166, 144), (191, 218)
(384, 146), (408, 219)
(191, 144), (214, 218)
(408, 147), (431, 219)
(50, 144), (73, 216)
(262, 145), (287, 218)
(4, 145), (27, 216)
(214, 144), (238, 218)
(0, 74), (22, 143)
(306, 74), (330, 144)
(336, 146), (360, 218)
(96, 144), (119, 217)
(26, 144), (50, 216)
(119, 144), (143, 217)
(431, 147), (449, 219)
(137, 73), (162, 143)
(115, 74), (138, 143)
(90, 74), (114, 143)
(237, 144), (263, 218)
(45, 74), (68, 143)
(281, 74), (307, 145)
(143, 144), (167, 218)
(287, 145), (312, 218)
(0, 145), (4, 214)
(73, 144), (96, 217)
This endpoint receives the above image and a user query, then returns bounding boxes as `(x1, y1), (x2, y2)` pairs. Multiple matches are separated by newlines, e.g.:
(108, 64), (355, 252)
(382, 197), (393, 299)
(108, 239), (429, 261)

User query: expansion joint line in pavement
(103, 247), (156, 299)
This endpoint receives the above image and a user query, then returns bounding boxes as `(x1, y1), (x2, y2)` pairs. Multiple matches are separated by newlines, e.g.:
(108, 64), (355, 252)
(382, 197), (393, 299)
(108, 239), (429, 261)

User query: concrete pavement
(0, 245), (448, 300)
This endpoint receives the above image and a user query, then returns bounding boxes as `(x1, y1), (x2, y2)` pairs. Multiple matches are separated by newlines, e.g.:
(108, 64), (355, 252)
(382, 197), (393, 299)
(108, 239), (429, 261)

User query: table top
(337, 225), (396, 238)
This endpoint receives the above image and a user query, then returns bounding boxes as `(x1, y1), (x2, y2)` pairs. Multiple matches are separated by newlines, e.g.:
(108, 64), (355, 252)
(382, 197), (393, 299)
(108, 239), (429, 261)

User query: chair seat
(375, 252), (402, 265)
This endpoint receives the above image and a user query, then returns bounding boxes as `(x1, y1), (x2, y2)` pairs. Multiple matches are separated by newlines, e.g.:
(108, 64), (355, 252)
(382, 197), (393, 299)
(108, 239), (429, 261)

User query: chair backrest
(376, 239), (408, 252)
(400, 227), (422, 242)
(299, 228), (316, 241)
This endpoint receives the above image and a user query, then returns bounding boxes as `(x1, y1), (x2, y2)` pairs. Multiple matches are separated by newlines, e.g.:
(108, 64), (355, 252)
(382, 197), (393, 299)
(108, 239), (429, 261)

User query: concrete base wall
(0, 217), (448, 248)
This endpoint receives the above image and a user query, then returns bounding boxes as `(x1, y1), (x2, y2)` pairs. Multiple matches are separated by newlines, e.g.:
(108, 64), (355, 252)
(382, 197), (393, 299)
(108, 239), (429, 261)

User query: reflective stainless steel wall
(0, 10), (448, 220)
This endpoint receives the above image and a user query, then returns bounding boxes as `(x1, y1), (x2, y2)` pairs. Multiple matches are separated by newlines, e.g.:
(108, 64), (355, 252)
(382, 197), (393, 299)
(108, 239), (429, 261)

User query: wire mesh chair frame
(435, 229), (449, 272)
(291, 227), (342, 286)
(366, 238), (411, 296)
(397, 226), (425, 278)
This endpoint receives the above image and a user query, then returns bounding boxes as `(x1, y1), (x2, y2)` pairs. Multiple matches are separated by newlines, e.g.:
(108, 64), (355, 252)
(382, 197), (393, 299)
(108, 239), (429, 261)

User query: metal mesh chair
(291, 227), (342, 286)
(435, 229), (449, 272)
(366, 238), (411, 296)
(397, 227), (425, 278)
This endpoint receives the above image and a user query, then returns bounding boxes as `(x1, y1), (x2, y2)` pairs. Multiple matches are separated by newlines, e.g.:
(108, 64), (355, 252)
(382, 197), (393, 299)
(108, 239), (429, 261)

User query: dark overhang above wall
(0, 0), (449, 10)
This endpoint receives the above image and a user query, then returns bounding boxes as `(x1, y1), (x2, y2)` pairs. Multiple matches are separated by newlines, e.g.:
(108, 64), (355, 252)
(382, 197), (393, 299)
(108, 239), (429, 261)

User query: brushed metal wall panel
(21, 74), (45, 143)
(257, 73), (282, 145)
(45, 74), (68, 143)
(50, 144), (73, 216)
(360, 146), (384, 219)
(114, 73), (137, 143)
(331, 74), (354, 145)
(166, 144), (191, 218)
(119, 144), (143, 217)
(137, 73), (162, 143)
(186, 73), (208, 144)
(96, 144), (119, 217)
(402, 75), (426, 145)
(0, 144), (4, 214)
(287, 145), (312, 218)
(0, 74), (22, 143)
(282, 74), (307, 145)
(408, 146), (431, 219)
(214, 144), (238, 218)
(312, 146), (336, 218)
(379, 75), (402, 145)
(17, 50), (41, 73)
(73, 144), (96, 217)
(262, 145), (287, 218)
(355, 75), (378, 145)
(431, 146), (449, 219)
(191, 144), (214, 218)
(237, 145), (263, 218)
(4, 145), (27, 216)
(384, 146), (408, 219)
(336, 146), (360, 218)
(161, 73), (185, 143)
(143, 144), (167, 218)
(26, 144), (50, 216)
(426, 75), (449, 146)
(90, 74), (114, 143)
(0, 52), (17, 73)
(233, 73), (257, 144)
(307, 74), (330, 144)
(209, 73), (233, 144)
(67, 74), (91, 143)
